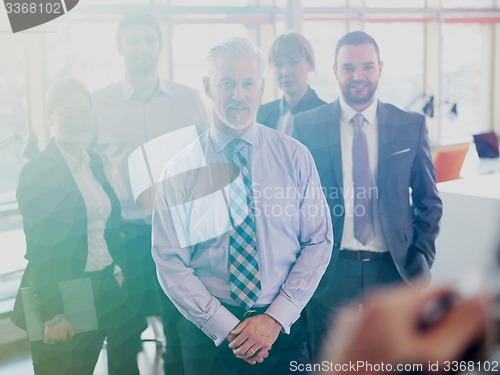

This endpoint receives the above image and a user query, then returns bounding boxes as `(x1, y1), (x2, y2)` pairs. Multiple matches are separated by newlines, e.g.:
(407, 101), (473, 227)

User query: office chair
(433, 144), (470, 183)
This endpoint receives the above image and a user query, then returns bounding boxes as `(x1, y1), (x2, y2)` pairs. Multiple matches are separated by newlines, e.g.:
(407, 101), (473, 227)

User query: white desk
(460, 145), (500, 177)
(432, 174), (500, 285)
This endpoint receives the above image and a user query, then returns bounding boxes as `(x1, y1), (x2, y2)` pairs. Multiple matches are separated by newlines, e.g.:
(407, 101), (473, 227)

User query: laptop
(473, 131), (499, 158)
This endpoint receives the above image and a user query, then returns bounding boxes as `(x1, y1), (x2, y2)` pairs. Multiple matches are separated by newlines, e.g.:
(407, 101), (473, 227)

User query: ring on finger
(249, 348), (256, 355)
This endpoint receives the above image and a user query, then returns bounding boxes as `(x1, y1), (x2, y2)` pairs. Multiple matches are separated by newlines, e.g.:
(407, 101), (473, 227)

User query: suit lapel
(326, 100), (343, 190)
(89, 152), (121, 225)
(267, 100), (282, 130)
(377, 101), (400, 189)
(44, 139), (81, 192)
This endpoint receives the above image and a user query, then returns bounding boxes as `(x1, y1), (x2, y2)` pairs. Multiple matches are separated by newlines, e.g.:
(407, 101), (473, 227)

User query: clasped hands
(226, 314), (282, 365)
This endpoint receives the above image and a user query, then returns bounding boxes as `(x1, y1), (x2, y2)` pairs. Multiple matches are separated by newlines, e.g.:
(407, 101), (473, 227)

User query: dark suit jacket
(292, 100), (442, 286)
(257, 87), (326, 129)
(11, 139), (127, 328)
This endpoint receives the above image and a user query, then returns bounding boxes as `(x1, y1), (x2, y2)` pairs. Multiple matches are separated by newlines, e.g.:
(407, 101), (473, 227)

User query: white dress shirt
(152, 123), (333, 346)
(339, 97), (388, 252)
(57, 143), (115, 271)
(276, 109), (293, 135)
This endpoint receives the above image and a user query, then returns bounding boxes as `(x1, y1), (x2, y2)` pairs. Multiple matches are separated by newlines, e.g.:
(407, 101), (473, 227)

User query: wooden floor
(0, 325), (165, 375)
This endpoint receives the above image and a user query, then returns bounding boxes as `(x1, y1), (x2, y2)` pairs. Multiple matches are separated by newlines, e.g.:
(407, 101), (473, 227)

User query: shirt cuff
(265, 294), (301, 334)
(200, 305), (240, 347)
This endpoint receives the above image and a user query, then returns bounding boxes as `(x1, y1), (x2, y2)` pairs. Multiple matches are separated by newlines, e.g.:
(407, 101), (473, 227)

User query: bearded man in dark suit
(292, 31), (443, 356)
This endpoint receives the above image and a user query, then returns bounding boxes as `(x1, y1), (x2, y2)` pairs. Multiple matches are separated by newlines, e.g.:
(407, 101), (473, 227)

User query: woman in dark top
(257, 31), (326, 134)
(11, 78), (139, 375)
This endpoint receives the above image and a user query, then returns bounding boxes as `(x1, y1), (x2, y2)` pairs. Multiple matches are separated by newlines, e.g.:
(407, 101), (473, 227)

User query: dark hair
(116, 13), (162, 46)
(334, 31), (380, 63)
(268, 31), (315, 69)
(45, 78), (91, 117)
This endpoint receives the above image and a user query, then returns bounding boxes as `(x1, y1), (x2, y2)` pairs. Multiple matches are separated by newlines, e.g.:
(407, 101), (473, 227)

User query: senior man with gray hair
(151, 37), (333, 374)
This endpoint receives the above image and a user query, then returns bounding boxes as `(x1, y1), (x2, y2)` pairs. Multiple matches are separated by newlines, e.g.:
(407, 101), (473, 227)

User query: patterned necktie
(351, 113), (375, 245)
(228, 139), (262, 310)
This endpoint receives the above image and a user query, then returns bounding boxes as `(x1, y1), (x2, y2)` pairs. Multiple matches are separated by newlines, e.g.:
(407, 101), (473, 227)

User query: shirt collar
(158, 79), (173, 96)
(209, 122), (261, 154)
(120, 79), (135, 102)
(339, 96), (378, 126)
(120, 77), (172, 102)
(56, 142), (90, 171)
(279, 97), (288, 116)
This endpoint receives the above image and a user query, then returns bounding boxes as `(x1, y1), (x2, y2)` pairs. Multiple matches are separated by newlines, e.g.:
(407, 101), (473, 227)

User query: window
(440, 23), (491, 144)
(441, 0), (495, 8)
(0, 34), (27, 204)
(0, 0), (499, 290)
(365, 23), (424, 111)
(170, 0), (247, 6)
(365, 0), (425, 8)
(83, 0), (149, 3)
(302, 20), (346, 102)
(0, 33), (29, 284)
(171, 23), (248, 99)
(302, 0), (347, 7)
(46, 21), (123, 91)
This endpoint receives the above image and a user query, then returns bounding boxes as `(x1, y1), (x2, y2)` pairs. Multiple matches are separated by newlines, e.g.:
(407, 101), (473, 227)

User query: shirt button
(211, 334), (217, 340)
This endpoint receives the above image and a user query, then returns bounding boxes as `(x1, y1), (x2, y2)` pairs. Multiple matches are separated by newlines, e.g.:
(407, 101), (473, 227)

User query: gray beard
(213, 106), (252, 130)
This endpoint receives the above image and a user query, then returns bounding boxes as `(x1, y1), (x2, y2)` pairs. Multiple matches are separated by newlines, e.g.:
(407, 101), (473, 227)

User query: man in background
(92, 13), (209, 375)
(292, 31), (442, 356)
